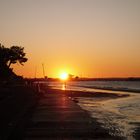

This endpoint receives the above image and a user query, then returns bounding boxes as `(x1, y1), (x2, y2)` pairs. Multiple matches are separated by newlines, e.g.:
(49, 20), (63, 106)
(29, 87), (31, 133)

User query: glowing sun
(59, 72), (69, 80)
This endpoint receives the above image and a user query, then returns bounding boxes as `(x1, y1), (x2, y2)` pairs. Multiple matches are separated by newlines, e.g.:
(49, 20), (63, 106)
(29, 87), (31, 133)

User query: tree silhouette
(8, 46), (28, 67)
(0, 43), (28, 79)
(0, 44), (10, 67)
(0, 44), (28, 67)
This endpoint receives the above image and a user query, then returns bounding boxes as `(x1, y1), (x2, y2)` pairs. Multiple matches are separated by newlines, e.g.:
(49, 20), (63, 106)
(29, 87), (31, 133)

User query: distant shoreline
(25, 77), (140, 82)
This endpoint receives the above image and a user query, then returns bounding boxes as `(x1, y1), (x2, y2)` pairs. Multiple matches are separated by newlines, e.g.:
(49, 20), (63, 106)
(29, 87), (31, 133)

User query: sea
(46, 80), (140, 140)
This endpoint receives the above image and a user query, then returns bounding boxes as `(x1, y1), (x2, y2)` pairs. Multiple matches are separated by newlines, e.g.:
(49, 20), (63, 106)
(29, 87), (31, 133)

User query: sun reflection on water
(62, 83), (66, 90)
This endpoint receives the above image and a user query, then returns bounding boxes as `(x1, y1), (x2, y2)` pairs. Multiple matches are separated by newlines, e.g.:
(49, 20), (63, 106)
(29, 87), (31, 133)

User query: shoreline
(0, 83), (136, 139)
(43, 87), (138, 139)
(46, 87), (130, 99)
(47, 88), (139, 140)
(22, 85), (125, 140)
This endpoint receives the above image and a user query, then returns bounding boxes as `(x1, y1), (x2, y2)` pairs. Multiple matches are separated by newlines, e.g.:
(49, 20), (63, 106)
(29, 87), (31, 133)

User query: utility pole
(42, 63), (45, 78)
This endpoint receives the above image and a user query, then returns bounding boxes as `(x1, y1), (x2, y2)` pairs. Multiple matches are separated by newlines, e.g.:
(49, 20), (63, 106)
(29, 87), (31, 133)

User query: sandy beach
(22, 85), (128, 140)
(41, 84), (140, 140)
(1, 83), (139, 140)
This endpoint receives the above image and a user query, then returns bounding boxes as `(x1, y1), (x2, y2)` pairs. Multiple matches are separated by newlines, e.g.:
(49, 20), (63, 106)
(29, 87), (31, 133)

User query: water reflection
(78, 95), (140, 140)
(62, 83), (66, 90)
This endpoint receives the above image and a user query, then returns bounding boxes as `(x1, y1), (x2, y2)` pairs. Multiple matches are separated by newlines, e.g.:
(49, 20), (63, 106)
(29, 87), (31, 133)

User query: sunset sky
(0, 0), (140, 78)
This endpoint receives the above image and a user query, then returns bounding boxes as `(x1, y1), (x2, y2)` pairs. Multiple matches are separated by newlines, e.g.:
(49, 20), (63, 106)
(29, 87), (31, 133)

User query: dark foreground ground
(0, 84), (38, 140)
(0, 84), (129, 140)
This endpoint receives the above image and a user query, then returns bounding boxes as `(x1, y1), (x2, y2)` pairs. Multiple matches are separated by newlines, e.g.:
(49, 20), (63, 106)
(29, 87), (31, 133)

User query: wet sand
(0, 84), (132, 140)
(47, 88), (130, 99)
(21, 86), (129, 140)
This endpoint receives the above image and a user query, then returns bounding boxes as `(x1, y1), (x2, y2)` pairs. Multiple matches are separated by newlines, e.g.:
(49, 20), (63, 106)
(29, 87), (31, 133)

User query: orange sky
(1, 0), (140, 78)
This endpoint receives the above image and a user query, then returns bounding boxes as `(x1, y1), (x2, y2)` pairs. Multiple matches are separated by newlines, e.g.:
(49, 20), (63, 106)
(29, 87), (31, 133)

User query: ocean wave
(75, 85), (140, 93)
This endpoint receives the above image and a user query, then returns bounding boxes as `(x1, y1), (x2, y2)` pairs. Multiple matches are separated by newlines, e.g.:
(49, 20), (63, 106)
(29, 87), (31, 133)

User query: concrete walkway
(23, 92), (113, 140)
